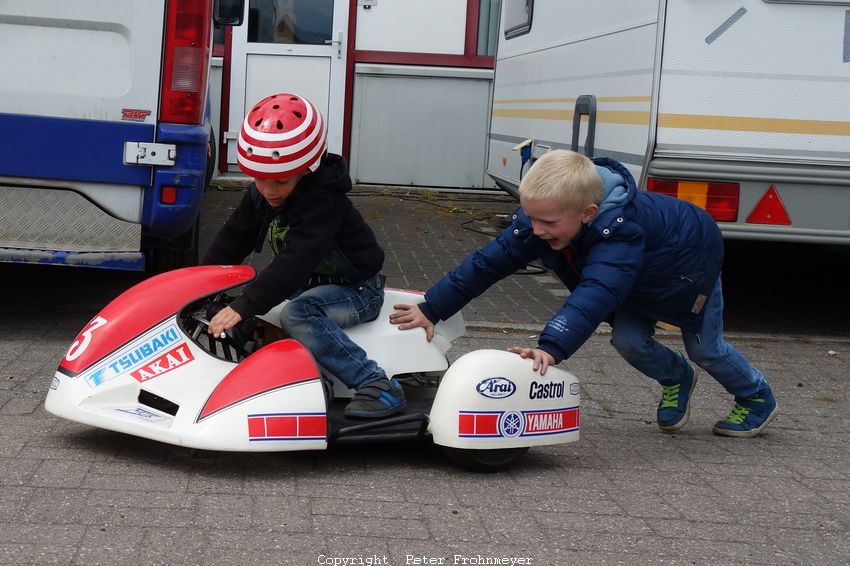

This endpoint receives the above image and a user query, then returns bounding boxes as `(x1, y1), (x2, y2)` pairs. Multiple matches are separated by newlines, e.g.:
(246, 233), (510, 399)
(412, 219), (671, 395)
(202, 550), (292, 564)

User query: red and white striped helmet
(237, 93), (327, 179)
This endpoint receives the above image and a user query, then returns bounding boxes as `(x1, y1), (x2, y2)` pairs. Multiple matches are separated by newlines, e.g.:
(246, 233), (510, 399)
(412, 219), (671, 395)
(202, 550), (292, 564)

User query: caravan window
(504, 0), (533, 39)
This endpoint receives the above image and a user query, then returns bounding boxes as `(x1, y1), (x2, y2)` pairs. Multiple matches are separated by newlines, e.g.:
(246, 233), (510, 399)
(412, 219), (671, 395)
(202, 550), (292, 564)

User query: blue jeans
(610, 278), (769, 398)
(279, 283), (386, 390)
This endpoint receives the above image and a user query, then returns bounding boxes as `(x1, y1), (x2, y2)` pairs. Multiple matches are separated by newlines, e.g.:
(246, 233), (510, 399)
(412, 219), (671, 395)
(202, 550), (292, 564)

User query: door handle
(324, 32), (344, 59)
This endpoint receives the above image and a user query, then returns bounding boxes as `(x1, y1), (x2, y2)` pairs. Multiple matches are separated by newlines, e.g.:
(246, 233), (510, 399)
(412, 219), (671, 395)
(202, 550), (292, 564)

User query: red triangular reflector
(746, 185), (791, 225)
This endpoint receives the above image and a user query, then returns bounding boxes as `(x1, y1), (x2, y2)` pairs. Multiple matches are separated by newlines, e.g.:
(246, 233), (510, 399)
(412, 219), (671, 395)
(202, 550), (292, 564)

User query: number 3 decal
(65, 316), (108, 362)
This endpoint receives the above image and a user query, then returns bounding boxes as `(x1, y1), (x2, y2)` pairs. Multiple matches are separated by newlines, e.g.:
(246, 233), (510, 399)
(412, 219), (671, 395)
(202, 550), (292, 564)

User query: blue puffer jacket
(419, 157), (724, 364)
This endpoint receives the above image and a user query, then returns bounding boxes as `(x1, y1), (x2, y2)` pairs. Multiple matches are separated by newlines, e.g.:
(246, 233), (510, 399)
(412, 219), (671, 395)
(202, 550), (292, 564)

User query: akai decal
(248, 413), (327, 441)
(130, 343), (194, 382)
(84, 325), (180, 388)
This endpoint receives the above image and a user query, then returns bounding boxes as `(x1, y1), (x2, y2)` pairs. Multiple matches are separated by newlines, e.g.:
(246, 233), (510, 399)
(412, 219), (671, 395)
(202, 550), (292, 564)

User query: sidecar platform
(326, 378), (437, 444)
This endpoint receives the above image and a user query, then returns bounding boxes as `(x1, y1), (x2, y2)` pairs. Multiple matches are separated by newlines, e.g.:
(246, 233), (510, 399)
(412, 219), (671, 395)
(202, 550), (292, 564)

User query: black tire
(205, 127), (217, 190)
(441, 446), (529, 473)
(145, 216), (200, 274)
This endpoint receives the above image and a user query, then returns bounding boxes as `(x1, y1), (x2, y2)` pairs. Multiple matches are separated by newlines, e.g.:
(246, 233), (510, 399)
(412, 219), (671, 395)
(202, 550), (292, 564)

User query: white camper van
(487, 0), (850, 245)
(0, 0), (244, 271)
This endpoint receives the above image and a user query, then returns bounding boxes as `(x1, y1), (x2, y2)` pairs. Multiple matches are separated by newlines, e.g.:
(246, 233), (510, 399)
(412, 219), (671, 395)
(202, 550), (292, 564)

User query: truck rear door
(0, 0), (165, 187)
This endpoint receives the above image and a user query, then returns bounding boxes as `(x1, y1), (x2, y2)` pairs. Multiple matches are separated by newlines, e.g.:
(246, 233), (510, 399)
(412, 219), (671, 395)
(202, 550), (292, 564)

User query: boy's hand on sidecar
(390, 303), (435, 342)
(208, 305), (242, 338)
(507, 347), (555, 375)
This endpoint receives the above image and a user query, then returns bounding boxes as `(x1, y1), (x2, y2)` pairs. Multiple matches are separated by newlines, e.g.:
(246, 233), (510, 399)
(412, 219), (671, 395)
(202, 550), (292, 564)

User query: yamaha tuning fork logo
(476, 377), (516, 399)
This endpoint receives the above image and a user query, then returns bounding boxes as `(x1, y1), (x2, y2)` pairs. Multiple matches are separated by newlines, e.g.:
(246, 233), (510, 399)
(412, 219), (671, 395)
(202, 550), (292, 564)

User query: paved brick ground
(0, 183), (847, 565)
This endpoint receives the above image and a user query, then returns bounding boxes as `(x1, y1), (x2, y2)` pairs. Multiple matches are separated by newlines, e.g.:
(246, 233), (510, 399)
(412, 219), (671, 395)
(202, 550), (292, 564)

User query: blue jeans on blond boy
(279, 282), (387, 389)
(610, 278), (769, 397)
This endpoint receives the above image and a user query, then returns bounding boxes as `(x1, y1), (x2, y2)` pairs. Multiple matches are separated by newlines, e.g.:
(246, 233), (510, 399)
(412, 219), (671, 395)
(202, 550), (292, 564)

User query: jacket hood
(296, 152), (352, 196)
(591, 158), (637, 223)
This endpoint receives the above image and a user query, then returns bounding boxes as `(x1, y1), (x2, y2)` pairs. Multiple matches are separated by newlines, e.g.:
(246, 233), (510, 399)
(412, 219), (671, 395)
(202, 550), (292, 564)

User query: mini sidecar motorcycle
(46, 265), (580, 471)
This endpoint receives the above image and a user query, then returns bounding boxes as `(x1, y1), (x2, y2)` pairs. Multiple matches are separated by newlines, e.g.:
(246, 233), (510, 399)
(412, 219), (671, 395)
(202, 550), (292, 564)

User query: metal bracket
(123, 142), (177, 166)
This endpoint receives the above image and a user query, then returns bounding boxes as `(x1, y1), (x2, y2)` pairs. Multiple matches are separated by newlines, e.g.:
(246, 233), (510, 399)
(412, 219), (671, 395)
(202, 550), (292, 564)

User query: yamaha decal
(458, 406), (579, 438)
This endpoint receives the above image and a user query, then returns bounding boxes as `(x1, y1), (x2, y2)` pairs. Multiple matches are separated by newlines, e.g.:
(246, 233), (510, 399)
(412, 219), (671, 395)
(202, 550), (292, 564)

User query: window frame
(504, 0), (533, 40)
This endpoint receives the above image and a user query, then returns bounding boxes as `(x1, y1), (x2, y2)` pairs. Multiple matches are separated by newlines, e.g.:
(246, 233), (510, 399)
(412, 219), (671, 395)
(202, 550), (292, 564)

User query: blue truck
(0, 0), (244, 272)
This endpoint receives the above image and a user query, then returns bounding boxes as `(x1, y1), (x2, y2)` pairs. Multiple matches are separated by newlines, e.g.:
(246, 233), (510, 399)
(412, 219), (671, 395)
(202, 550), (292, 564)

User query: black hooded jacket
(202, 153), (385, 319)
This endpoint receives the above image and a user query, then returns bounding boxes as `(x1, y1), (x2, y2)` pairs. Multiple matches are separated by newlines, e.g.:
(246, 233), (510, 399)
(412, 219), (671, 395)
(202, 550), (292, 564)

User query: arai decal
(476, 377), (516, 399)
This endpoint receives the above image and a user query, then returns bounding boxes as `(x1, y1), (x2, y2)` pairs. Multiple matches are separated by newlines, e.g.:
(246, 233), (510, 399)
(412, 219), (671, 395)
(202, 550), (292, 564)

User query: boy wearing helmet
(204, 93), (405, 419)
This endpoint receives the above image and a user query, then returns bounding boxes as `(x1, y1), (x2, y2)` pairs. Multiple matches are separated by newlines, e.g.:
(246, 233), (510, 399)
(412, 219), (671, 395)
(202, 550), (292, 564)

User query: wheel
(145, 216), (200, 274)
(441, 446), (529, 472)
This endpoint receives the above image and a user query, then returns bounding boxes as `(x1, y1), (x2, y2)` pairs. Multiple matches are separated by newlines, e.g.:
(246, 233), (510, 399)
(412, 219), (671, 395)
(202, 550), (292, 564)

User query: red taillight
(159, 0), (212, 125)
(647, 178), (739, 222)
(161, 186), (177, 204)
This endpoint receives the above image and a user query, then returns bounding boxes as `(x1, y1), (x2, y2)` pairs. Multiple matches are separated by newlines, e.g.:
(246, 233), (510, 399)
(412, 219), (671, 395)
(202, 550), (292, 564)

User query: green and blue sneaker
(713, 389), (778, 438)
(657, 363), (697, 432)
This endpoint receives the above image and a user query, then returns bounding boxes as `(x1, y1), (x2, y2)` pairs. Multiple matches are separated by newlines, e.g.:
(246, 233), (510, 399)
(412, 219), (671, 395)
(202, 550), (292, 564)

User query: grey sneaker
(344, 378), (407, 419)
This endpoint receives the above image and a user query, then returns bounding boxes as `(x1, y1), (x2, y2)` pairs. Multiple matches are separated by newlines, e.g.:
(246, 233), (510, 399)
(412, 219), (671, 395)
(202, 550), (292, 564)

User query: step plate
(0, 186), (140, 252)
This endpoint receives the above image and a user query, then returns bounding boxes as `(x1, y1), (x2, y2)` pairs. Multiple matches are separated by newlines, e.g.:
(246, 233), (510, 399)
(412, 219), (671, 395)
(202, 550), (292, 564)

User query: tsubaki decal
(84, 324), (181, 387)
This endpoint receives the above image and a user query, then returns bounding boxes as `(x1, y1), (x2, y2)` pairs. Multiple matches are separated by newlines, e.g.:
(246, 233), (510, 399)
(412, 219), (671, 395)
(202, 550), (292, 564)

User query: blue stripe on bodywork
(0, 113), (155, 186)
(0, 248), (145, 271)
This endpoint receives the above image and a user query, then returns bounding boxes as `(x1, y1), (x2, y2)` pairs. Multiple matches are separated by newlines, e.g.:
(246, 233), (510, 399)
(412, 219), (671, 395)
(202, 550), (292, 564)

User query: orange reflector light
(647, 178), (739, 222)
(746, 185), (791, 225)
(161, 186), (177, 204)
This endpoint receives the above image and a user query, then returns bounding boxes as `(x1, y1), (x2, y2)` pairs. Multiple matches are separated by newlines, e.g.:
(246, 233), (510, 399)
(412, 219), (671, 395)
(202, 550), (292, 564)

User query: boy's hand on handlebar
(208, 306), (242, 338)
(507, 347), (555, 375)
(390, 304), (435, 342)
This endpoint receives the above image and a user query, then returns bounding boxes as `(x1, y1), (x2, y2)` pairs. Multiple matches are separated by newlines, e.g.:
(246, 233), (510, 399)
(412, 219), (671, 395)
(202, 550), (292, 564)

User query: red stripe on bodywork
(248, 414), (327, 439)
(476, 414), (499, 435)
(564, 408), (579, 429)
(198, 339), (320, 421)
(60, 265), (255, 375)
(298, 415), (327, 437)
(458, 412), (501, 436)
(458, 414), (475, 435)
(266, 416), (297, 437)
(247, 416), (266, 438)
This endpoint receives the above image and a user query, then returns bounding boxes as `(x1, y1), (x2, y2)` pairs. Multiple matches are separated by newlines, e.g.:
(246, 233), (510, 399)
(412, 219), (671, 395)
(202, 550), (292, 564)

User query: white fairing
(260, 288), (465, 398)
(429, 350), (580, 449)
(46, 317), (329, 452)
